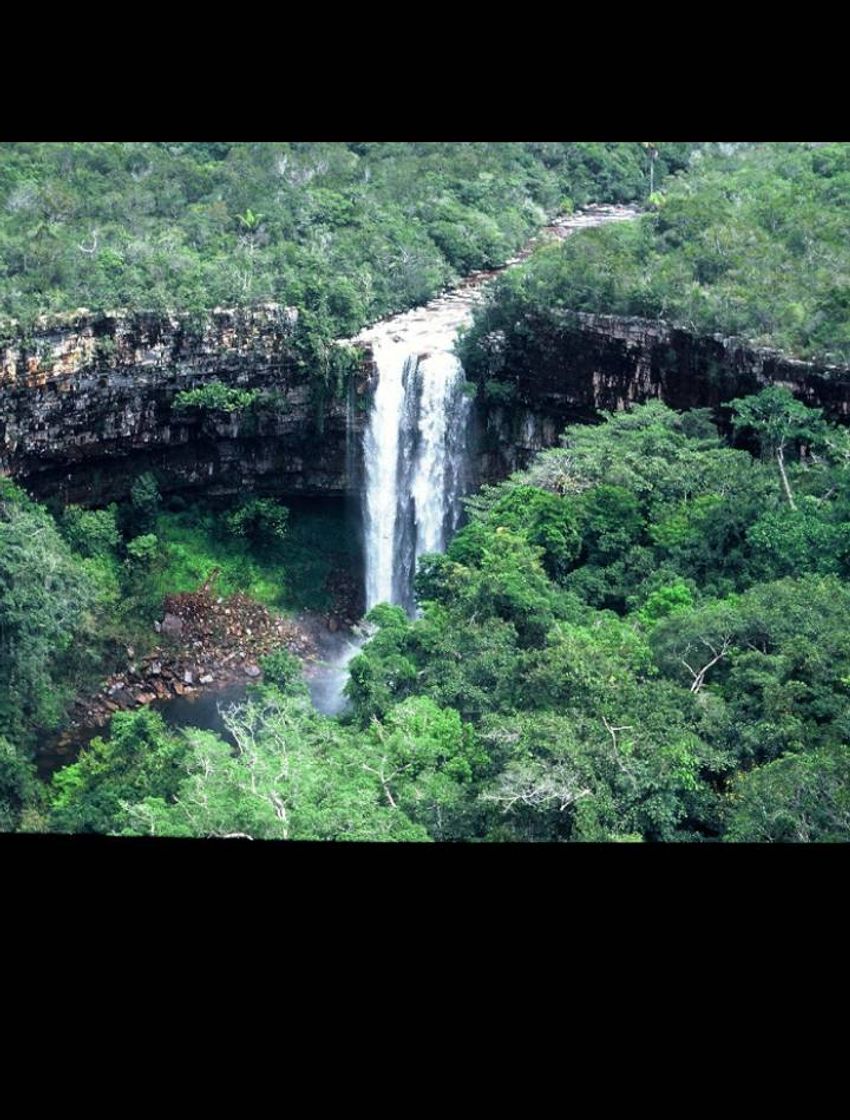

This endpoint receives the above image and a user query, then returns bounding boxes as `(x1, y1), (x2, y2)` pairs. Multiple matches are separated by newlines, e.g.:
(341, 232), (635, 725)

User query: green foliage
(224, 498), (289, 548)
(7, 397), (850, 843)
(153, 499), (354, 611)
(0, 481), (100, 742)
(746, 505), (850, 579)
(120, 691), (431, 841)
(652, 576), (850, 766)
(173, 382), (261, 413)
(0, 736), (38, 831)
(725, 742), (850, 842)
(5, 140), (850, 844)
(483, 485), (582, 581)
(127, 471), (161, 535)
(125, 532), (160, 564)
(730, 386), (824, 459)
(60, 504), (120, 558)
(482, 379), (516, 404)
(0, 141), (689, 342)
(365, 697), (485, 839)
(637, 582), (695, 627)
(460, 143), (850, 368)
(49, 708), (190, 834)
(345, 403), (850, 842)
(259, 647), (308, 698)
(581, 485), (644, 562)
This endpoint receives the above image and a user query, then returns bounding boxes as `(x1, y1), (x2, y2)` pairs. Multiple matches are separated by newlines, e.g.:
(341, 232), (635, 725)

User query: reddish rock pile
(69, 589), (317, 730)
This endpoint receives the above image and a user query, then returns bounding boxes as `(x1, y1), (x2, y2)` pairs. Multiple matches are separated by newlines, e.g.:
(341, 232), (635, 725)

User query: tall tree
(729, 386), (825, 510)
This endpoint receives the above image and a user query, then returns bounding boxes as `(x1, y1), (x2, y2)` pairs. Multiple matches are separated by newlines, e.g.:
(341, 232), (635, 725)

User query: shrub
(173, 382), (260, 413)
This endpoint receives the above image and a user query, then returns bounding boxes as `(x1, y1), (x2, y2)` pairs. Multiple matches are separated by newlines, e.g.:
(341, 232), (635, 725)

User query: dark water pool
(35, 682), (250, 780)
(36, 623), (364, 779)
(153, 682), (248, 737)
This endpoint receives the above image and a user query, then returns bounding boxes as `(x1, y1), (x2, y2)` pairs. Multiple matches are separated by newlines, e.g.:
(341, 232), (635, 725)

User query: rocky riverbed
(65, 588), (317, 734)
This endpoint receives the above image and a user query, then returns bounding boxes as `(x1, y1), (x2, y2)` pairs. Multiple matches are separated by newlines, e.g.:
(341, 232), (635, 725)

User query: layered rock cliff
(0, 304), (372, 504)
(2, 302), (849, 507)
(469, 309), (850, 478)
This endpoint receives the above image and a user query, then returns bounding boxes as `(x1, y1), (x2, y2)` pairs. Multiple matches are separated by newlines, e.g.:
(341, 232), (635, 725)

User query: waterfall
(412, 352), (471, 560)
(363, 340), (471, 614)
(311, 205), (639, 714)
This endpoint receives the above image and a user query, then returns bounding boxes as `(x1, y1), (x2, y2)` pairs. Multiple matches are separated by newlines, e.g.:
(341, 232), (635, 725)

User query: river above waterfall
(347, 204), (639, 357)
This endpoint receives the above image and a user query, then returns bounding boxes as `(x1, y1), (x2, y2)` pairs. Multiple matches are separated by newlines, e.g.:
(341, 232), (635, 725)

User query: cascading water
(363, 339), (471, 614)
(362, 340), (413, 610)
(304, 204), (640, 713)
(305, 330), (472, 717)
(412, 352), (471, 561)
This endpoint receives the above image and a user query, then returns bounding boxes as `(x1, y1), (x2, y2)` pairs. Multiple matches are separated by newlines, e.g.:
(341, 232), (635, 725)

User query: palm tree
(642, 143), (659, 197)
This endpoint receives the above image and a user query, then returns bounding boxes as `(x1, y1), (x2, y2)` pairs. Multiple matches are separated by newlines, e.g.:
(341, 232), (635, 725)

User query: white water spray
(362, 339), (412, 610)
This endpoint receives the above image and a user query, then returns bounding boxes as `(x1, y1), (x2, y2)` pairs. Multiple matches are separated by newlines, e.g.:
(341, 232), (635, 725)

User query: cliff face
(0, 305), (372, 504)
(469, 310), (850, 478)
(2, 304), (849, 506)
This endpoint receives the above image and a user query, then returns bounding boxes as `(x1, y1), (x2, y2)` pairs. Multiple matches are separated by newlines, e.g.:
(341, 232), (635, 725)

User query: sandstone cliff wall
(0, 305), (372, 503)
(2, 305), (848, 504)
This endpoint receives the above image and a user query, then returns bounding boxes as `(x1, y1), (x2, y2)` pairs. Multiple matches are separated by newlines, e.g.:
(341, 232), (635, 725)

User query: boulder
(161, 612), (185, 638)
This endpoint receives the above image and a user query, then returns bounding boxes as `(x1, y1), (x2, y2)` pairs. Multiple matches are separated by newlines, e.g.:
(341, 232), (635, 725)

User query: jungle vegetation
(0, 141), (694, 337)
(459, 142), (850, 370)
(4, 393), (849, 842)
(2, 141), (849, 843)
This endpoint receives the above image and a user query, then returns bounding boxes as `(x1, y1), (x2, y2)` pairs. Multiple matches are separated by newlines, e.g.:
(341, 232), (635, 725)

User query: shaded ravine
(306, 204), (641, 711)
(40, 204), (640, 758)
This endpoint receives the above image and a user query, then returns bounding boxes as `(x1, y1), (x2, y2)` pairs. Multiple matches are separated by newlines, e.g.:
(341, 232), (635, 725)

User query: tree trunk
(776, 446), (797, 510)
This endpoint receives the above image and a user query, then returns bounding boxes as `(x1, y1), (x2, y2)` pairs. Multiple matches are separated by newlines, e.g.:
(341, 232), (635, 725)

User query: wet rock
(161, 613), (185, 638)
(200, 673), (214, 685)
(183, 670), (194, 685)
(114, 689), (134, 710)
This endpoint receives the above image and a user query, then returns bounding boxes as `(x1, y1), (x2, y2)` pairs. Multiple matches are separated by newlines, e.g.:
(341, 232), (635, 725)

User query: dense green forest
(4, 391), (850, 841)
(2, 140), (850, 843)
(459, 142), (850, 369)
(0, 141), (693, 335)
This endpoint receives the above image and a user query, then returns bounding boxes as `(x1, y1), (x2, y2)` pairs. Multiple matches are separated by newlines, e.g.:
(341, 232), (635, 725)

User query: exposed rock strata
(469, 310), (850, 479)
(0, 303), (370, 503)
(3, 277), (850, 505)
